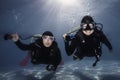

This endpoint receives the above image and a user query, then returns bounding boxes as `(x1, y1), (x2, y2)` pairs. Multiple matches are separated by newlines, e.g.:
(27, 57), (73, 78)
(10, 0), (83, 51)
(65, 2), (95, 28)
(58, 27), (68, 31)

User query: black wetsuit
(64, 29), (112, 59)
(15, 38), (61, 70)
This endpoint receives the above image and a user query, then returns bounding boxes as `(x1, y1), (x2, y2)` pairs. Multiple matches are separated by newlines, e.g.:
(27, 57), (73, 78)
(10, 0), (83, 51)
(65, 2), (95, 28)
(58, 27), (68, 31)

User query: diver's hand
(63, 33), (67, 40)
(63, 34), (71, 41)
(11, 33), (19, 42)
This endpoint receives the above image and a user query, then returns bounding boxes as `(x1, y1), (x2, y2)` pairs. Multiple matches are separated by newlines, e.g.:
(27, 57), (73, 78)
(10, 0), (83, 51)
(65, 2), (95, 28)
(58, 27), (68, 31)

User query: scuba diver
(63, 15), (113, 67)
(4, 31), (62, 71)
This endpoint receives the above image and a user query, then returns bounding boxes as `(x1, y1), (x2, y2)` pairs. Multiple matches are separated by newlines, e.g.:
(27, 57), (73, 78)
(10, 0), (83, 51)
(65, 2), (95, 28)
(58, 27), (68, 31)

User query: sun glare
(58, 0), (78, 6)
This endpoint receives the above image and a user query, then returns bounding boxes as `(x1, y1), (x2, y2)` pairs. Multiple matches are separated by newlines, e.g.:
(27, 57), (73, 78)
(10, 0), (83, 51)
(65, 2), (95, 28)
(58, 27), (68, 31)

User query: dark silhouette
(63, 15), (112, 67)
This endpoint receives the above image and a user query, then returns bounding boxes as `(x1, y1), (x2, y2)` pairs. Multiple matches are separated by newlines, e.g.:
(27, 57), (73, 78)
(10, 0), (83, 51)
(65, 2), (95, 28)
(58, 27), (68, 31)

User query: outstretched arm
(100, 32), (113, 50)
(53, 47), (62, 67)
(11, 33), (35, 51)
(15, 40), (35, 50)
(63, 34), (77, 56)
(49, 42), (62, 71)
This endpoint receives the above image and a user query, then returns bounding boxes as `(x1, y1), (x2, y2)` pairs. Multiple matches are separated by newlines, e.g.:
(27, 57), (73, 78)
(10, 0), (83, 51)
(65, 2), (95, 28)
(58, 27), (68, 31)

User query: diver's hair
(42, 31), (54, 37)
(81, 15), (94, 23)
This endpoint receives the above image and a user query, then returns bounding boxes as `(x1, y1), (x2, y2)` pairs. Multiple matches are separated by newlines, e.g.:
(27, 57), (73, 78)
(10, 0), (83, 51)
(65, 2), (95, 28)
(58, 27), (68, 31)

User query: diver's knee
(31, 59), (39, 65)
(96, 54), (100, 61)
(73, 55), (83, 60)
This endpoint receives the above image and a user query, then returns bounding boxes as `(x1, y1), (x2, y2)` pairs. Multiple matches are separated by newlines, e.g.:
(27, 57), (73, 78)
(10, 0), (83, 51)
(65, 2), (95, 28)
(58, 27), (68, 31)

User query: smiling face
(81, 23), (94, 36)
(82, 30), (94, 36)
(42, 35), (54, 47)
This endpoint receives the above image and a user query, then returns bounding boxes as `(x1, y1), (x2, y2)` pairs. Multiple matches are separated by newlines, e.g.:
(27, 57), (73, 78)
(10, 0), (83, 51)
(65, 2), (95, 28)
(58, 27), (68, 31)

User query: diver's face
(83, 30), (94, 36)
(42, 35), (54, 47)
(82, 23), (94, 36)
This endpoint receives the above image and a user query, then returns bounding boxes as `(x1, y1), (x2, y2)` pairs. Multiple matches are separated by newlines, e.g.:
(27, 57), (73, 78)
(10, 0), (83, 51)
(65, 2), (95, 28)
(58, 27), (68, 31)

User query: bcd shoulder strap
(76, 29), (85, 43)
